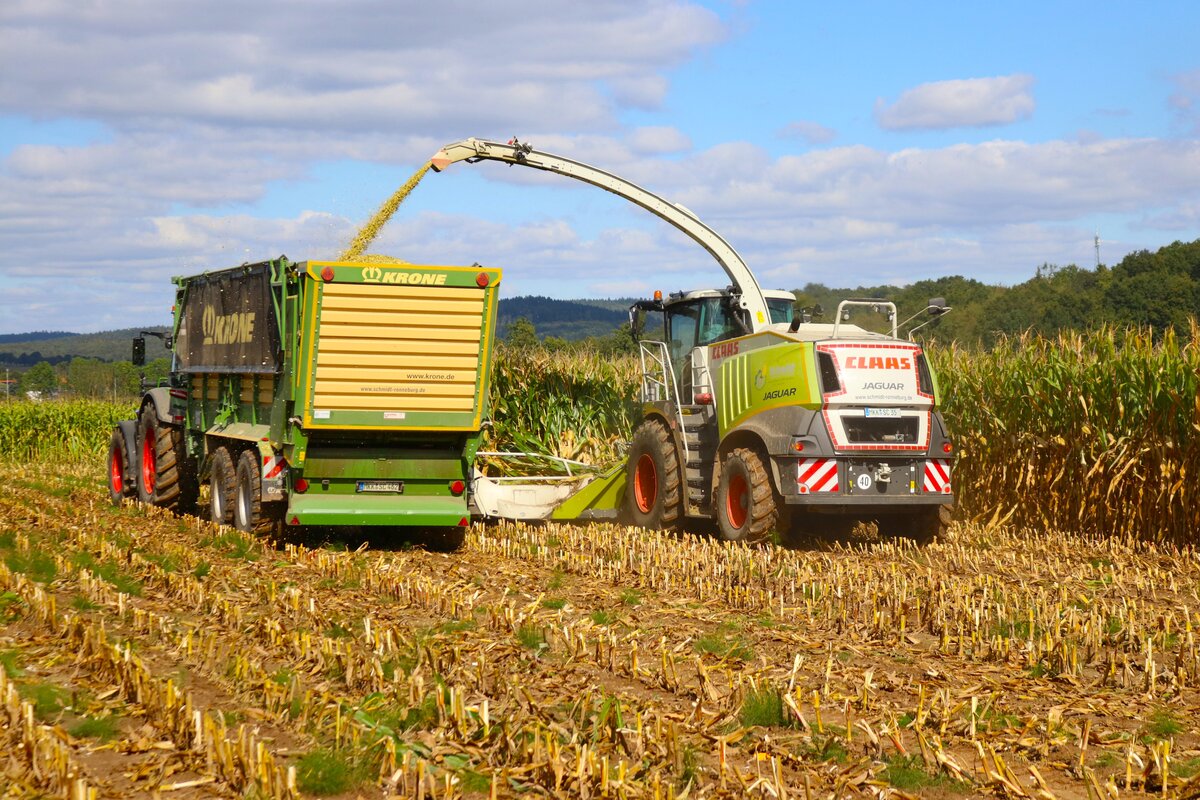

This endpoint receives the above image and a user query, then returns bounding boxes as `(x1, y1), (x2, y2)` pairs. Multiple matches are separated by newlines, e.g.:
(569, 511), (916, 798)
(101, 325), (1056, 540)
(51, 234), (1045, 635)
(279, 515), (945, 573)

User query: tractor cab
(632, 288), (796, 403)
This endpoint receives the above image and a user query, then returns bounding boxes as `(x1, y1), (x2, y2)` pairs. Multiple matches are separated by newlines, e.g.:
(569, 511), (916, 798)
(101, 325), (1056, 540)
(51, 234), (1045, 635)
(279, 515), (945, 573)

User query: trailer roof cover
(175, 262), (281, 374)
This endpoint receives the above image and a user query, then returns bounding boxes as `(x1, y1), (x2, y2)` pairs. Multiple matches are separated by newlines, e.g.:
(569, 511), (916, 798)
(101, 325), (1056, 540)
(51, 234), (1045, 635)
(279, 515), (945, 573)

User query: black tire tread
(136, 406), (197, 513)
(624, 419), (682, 529)
(235, 448), (280, 535)
(716, 447), (780, 544)
(210, 446), (236, 526)
(107, 428), (130, 507)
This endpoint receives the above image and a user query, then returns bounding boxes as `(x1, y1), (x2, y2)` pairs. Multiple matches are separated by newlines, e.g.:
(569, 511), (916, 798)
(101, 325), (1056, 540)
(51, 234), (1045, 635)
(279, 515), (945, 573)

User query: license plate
(864, 407), (901, 418)
(357, 480), (403, 493)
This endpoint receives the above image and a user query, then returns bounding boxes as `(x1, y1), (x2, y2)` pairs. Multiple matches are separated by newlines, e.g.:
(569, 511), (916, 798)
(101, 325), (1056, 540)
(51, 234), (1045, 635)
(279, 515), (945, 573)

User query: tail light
(294, 478), (309, 493)
(449, 479), (465, 495)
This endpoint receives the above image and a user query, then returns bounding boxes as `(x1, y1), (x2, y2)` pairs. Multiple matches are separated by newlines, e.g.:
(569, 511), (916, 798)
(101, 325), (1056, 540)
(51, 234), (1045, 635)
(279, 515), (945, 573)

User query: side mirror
(629, 307), (646, 342)
(927, 297), (948, 317)
(131, 336), (146, 367)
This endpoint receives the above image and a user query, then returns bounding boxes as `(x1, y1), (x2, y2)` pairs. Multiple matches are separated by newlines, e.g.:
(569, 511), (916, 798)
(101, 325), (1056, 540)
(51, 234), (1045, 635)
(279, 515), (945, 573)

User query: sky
(2, 0), (1199, 334)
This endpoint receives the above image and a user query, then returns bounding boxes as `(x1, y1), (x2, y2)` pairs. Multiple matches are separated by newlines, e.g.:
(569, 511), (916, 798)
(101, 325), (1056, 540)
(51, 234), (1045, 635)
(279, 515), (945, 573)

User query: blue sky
(2, 0), (1199, 333)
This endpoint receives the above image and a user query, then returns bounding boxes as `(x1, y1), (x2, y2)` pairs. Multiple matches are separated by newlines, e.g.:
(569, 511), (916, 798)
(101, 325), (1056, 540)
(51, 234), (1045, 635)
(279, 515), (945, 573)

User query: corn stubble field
(3, 330), (1200, 799)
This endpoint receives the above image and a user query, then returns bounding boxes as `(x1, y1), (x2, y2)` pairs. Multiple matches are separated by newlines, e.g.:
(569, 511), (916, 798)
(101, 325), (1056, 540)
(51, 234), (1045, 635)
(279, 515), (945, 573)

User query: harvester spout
(428, 137), (773, 330)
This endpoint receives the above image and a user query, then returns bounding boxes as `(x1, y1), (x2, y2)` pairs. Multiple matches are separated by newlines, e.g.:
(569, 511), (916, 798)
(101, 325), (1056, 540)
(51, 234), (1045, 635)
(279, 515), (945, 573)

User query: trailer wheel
(107, 428), (133, 506)
(136, 407), (198, 513)
(233, 449), (282, 535)
(209, 446), (236, 526)
(624, 419), (681, 529)
(715, 447), (780, 544)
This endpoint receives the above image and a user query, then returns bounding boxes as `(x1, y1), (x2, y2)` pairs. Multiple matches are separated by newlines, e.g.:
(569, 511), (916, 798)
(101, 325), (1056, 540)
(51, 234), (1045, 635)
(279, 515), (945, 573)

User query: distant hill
(0, 331), (75, 345)
(0, 327), (171, 367)
(498, 296), (627, 341)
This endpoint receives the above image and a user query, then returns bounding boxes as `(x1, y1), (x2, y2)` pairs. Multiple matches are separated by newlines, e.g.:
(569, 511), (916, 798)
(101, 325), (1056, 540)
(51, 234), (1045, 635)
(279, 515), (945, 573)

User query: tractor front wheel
(107, 428), (133, 506)
(715, 447), (782, 544)
(624, 419), (681, 529)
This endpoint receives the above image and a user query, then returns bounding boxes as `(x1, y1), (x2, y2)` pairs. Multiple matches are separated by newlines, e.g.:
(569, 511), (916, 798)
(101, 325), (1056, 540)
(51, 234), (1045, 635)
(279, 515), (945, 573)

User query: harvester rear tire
(135, 406), (198, 513)
(913, 504), (953, 545)
(107, 428), (133, 507)
(209, 446), (236, 526)
(624, 419), (682, 529)
(715, 447), (780, 545)
(234, 449), (281, 536)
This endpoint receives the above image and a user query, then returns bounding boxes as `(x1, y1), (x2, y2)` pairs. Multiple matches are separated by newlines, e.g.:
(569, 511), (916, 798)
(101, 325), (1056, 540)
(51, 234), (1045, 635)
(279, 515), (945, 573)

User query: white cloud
(777, 120), (837, 145)
(627, 126), (692, 155)
(875, 75), (1036, 131)
(1169, 69), (1200, 133)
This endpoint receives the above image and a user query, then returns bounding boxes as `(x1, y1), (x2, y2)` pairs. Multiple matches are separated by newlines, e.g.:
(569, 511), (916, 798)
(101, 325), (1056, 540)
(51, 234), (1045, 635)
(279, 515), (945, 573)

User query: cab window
(767, 296), (794, 325)
(666, 302), (700, 373)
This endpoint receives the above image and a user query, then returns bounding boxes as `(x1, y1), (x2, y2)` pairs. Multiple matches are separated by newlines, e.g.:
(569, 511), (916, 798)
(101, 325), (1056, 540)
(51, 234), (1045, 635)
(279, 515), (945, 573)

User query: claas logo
(844, 355), (913, 370)
(710, 341), (740, 360)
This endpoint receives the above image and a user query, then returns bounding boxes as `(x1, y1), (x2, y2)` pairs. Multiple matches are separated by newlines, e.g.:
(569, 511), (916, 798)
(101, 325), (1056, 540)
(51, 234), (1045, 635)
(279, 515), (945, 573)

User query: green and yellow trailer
(108, 256), (502, 547)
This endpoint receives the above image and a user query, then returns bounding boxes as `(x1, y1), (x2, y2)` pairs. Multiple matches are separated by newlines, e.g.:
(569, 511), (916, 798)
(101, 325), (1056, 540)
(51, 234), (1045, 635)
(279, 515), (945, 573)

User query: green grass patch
(695, 632), (754, 662)
(324, 622), (352, 639)
(295, 748), (369, 795)
(1145, 707), (1184, 738)
(459, 769), (492, 793)
(739, 687), (795, 729)
(547, 568), (567, 590)
(619, 588), (642, 607)
(192, 560), (212, 579)
(589, 610), (615, 625)
(68, 714), (121, 741)
(797, 734), (850, 765)
(0, 649), (23, 678)
(0, 590), (25, 622)
(541, 597), (567, 610)
(433, 619), (477, 635)
(880, 754), (970, 792)
(516, 624), (548, 653)
(70, 552), (141, 596)
(1172, 757), (1200, 779)
(70, 594), (99, 611)
(19, 682), (69, 719)
(5, 551), (57, 583)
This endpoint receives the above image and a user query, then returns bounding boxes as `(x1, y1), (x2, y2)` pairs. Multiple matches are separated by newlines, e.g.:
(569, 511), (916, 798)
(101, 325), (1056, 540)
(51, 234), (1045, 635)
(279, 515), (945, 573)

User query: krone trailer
(107, 257), (502, 549)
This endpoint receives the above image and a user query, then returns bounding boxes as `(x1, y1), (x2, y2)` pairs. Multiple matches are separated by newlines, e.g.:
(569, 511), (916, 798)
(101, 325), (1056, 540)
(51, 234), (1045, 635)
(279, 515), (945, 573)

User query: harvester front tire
(209, 446), (236, 526)
(624, 419), (681, 529)
(107, 428), (133, 506)
(715, 447), (780, 544)
(136, 407), (197, 513)
(234, 449), (280, 535)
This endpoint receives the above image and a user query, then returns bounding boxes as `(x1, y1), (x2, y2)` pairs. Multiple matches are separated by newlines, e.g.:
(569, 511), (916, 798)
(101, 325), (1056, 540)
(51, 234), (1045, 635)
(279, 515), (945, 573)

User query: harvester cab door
(665, 296), (741, 404)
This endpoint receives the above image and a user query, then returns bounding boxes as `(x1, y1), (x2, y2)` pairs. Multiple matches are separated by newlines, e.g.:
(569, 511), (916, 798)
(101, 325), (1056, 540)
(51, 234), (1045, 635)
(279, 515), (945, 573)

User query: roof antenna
(1094, 230), (1101, 267)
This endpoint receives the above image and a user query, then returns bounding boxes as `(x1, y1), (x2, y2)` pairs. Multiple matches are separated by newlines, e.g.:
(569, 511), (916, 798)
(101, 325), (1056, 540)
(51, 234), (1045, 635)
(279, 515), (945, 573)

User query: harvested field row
(1, 461), (1198, 798)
